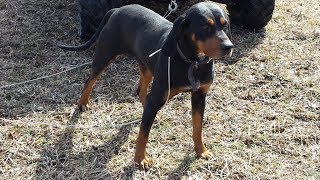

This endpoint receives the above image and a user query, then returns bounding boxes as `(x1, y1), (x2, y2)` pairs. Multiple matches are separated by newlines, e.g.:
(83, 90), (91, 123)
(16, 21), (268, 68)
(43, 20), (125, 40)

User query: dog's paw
(134, 156), (152, 171)
(197, 150), (213, 160)
(77, 101), (92, 112)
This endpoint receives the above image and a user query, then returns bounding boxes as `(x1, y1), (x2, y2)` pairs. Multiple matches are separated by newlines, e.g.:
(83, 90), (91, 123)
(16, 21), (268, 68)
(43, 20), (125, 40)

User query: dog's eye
(221, 21), (228, 30)
(203, 25), (211, 32)
(223, 22), (229, 31)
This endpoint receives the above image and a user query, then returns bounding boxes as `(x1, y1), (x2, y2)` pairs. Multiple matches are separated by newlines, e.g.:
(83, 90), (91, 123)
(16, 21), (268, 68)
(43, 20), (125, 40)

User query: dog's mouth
(200, 46), (234, 60)
(196, 45), (233, 60)
(194, 39), (233, 61)
(222, 48), (233, 58)
(197, 53), (213, 62)
(198, 51), (231, 61)
(219, 39), (234, 58)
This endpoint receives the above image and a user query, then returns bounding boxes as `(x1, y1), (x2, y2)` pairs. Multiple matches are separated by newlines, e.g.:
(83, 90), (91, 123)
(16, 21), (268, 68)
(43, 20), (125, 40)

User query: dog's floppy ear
(162, 14), (187, 56)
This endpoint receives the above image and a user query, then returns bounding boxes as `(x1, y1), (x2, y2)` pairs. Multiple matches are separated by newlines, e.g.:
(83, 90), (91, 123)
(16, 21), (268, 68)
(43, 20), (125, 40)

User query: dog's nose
(220, 40), (234, 50)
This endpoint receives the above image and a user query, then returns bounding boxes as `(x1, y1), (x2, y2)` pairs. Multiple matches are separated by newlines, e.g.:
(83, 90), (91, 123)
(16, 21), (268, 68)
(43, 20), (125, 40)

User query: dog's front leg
(191, 85), (213, 159)
(134, 93), (165, 170)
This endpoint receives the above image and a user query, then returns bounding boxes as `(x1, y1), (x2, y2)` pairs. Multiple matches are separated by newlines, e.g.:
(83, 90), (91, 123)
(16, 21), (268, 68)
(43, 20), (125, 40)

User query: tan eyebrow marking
(191, 33), (196, 42)
(220, 17), (226, 25)
(207, 18), (215, 26)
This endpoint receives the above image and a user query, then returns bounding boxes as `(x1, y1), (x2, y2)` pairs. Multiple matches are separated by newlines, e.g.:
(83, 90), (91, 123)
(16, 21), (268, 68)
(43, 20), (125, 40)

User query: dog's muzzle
(221, 40), (234, 57)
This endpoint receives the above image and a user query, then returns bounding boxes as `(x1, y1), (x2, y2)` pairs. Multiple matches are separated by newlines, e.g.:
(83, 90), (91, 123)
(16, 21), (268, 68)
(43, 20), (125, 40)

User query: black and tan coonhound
(58, 2), (233, 170)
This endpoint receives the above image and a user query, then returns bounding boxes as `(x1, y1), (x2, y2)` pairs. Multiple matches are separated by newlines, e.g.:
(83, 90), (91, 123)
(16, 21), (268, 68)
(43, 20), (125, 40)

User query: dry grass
(0, 0), (319, 179)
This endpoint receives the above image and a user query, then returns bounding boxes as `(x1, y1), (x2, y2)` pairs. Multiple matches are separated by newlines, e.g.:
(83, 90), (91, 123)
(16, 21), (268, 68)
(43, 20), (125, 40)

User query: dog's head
(162, 2), (233, 60)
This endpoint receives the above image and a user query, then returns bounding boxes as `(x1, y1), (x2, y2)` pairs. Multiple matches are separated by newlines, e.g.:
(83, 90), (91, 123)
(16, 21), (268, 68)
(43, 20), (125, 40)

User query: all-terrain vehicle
(79, 0), (275, 41)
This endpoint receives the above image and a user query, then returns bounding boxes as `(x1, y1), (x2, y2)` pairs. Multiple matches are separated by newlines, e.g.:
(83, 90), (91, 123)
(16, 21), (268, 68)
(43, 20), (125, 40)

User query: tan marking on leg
(77, 80), (94, 110)
(200, 82), (212, 94)
(78, 65), (110, 111)
(192, 111), (212, 159)
(163, 88), (183, 102)
(138, 67), (153, 108)
(134, 127), (152, 170)
(192, 111), (207, 156)
(192, 84), (213, 159)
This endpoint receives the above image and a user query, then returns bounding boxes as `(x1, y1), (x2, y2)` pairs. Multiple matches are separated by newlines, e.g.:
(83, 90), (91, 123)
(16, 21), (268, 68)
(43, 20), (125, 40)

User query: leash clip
(164, 0), (178, 18)
(168, 0), (178, 12)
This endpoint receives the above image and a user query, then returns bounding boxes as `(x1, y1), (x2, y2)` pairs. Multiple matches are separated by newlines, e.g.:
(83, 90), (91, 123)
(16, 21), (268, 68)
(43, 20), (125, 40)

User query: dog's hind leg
(136, 65), (153, 108)
(77, 38), (119, 112)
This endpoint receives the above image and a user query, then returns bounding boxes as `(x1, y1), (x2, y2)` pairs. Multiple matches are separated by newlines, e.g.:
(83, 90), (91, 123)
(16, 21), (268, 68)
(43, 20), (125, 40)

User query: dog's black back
(100, 5), (172, 70)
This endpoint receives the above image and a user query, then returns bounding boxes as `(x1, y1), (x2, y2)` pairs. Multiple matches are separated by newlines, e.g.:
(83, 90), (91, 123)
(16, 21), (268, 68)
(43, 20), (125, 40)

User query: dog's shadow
(35, 109), (139, 179)
(34, 108), (197, 179)
(166, 154), (195, 180)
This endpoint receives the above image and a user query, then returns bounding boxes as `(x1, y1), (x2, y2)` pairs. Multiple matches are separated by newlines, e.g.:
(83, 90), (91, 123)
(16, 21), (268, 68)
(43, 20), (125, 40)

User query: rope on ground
(0, 62), (92, 89)
(1, 0), (179, 90)
(0, 117), (140, 129)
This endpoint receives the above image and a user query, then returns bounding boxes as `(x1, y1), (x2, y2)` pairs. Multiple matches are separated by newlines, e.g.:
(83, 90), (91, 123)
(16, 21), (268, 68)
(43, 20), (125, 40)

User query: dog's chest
(171, 62), (214, 90)
(179, 82), (211, 92)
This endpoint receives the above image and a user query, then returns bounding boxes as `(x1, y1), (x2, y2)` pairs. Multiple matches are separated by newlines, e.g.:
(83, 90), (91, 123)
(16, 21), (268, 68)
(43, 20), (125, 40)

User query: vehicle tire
(226, 0), (275, 30)
(78, 0), (199, 41)
(79, 0), (134, 41)
(78, 0), (275, 41)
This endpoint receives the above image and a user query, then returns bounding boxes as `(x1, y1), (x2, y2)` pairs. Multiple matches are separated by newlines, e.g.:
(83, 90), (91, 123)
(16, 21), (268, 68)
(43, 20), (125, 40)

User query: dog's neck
(176, 38), (197, 63)
(176, 43), (192, 63)
(176, 39), (212, 64)
(175, 39), (213, 92)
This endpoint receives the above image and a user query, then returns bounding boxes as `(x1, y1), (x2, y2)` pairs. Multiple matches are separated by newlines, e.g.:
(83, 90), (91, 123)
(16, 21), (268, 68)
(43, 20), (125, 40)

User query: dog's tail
(57, 9), (116, 51)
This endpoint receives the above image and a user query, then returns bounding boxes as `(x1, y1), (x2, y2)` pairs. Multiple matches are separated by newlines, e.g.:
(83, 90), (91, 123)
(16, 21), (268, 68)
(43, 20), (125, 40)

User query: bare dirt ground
(0, 0), (319, 179)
